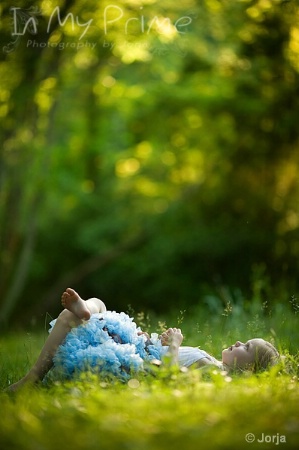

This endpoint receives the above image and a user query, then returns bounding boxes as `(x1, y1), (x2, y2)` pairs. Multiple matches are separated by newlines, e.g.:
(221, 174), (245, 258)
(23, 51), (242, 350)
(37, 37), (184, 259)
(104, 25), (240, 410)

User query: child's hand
(160, 328), (183, 346)
(137, 331), (150, 340)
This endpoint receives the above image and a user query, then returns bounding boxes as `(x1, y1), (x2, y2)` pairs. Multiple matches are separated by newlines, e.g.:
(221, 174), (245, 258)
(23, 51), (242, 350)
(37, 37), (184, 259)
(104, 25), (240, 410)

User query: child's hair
(253, 340), (280, 372)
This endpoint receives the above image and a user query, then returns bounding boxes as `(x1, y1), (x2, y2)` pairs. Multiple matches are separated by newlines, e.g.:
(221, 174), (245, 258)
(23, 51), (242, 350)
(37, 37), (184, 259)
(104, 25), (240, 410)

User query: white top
(160, 346), (219, 368)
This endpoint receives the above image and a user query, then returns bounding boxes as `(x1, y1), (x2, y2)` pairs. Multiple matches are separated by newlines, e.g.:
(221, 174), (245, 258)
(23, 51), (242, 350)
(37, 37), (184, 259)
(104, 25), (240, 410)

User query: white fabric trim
(160, 346), (216, 367)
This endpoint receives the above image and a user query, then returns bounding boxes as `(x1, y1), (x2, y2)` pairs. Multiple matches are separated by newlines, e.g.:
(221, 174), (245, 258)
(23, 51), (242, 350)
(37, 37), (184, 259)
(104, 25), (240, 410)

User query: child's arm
(189, 358), (223, 369)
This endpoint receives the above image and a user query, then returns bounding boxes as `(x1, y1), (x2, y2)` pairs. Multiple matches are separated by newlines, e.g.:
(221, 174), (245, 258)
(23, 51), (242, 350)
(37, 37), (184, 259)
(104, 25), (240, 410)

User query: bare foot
(61, 288), (91, 320)
(5, 373), (38, 393)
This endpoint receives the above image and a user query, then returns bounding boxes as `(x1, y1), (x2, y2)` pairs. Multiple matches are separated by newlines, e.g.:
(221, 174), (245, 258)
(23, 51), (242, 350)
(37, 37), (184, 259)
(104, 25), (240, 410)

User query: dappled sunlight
(277, 210), (299, 235)
(135, 141), (153, 159)
(134, 177), (160, 196)
(115, 158), (141, 177)
(161, 70), (179, 84)
(0, 103), (8, 118)
(153, 18), (179, 42)
(114, 40), (153, 63)
(161, 150), (176, 166)
(74, 48), (99, 69)
(34, 77), (57, 113)
(48, 30), (63, 44)
(287, 25), (299, 72)
(246, 0), (275, 21)
(184, 108), (203, 130)
(170, 133), (187, 148)
(101, 75), (116, 88)
(275, 161), (298, 200)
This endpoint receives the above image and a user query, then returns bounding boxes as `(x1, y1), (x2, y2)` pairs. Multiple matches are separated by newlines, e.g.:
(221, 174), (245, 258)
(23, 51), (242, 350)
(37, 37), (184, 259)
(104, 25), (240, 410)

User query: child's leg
(7, 288), (106, 391)
(61, 287), (107, 320)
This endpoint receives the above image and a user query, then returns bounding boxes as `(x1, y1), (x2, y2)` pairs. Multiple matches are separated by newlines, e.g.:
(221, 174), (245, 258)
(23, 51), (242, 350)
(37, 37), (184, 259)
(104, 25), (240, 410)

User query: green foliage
(1, 301), (299, 449)
(2, 372), (299, 450)
(0, 0), (299, 324)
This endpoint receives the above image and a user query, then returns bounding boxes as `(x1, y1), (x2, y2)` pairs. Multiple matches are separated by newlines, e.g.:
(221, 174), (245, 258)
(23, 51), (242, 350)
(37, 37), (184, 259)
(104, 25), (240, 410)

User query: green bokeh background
(0, 0), (299, 326)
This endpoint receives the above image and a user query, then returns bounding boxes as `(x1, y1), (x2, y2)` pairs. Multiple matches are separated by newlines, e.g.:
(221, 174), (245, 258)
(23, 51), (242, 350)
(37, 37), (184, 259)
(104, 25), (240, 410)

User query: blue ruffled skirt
(47, 311), (163, 380)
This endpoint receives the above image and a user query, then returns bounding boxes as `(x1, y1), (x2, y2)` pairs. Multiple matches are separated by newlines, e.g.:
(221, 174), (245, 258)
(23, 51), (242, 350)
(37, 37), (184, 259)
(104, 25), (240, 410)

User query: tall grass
(1, 292), (299, 449)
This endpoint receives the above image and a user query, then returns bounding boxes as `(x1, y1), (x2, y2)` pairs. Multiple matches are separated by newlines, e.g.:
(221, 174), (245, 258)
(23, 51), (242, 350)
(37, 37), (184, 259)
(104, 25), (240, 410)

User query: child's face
(222, 338), (265, 369)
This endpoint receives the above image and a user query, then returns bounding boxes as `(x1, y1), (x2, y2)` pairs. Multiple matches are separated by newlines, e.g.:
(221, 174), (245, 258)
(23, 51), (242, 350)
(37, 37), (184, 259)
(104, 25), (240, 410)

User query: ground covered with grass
(1, 298), (299, 449)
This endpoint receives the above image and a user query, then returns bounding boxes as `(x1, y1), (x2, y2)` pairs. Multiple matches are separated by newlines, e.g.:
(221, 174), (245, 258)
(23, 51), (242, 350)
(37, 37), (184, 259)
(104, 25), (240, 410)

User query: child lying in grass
(7, 288), (280, 391)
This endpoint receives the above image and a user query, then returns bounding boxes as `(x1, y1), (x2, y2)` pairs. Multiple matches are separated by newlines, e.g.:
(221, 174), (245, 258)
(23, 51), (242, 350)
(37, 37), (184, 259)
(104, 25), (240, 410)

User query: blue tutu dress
(48, 311), (163, 380)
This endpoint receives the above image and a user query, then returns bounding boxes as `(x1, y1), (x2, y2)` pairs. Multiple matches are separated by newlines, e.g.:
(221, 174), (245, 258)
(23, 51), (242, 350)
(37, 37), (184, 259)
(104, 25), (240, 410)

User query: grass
(1, 294), (299, 450)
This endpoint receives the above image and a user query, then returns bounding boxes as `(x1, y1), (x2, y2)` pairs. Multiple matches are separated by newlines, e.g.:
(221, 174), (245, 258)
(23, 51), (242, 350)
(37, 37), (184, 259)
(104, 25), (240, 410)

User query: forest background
(0, 0), (299, 328)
